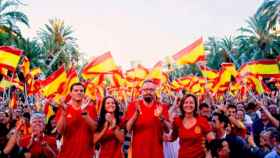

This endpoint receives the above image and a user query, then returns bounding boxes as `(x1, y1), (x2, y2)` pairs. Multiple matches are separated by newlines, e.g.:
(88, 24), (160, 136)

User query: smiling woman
(94, 96), (124, 158)
(171, 94), (215, 158)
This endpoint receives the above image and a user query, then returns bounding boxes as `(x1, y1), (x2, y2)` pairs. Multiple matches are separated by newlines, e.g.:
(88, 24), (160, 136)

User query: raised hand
(59, 97), (68, 110)
(81, 96), (91, 110)
(136, 101), (142, 115)
(154, 105), (163, 117)
(105, 113), (113, 123)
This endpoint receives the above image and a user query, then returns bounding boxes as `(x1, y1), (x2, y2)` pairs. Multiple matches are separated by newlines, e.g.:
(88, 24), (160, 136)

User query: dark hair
(97, 96), (121, 132)
(179, 94), (198, 118)
(70, 82), (85, 92)
(227, 104), (237, 111)
(212, 112), (230, 128)
(246, 102), (256, 111)
(266, 127), (280, 143)
(45, 115), (56, 135)
(181, 89), (186, 95)
(209, 139), (228, 157)
(199, 102), (209, 110)
(22, 112), (30, 121)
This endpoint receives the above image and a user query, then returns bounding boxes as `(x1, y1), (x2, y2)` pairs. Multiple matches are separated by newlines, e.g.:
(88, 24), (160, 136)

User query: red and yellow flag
(146, 61), (167, 85)
(41, 66), (67, 97)
(126, 64), (149, 81)
(199, 64), (219, 80)
(0, 46), (23, 71)
(112, 71), (125, 87)
(239, 59), (280, 77)
(0, 75), (24, 91)
(30, 67), (42, 77)
(61, 67), (79, 96)
(82, 52), (118, 74)
(212, 63), (237, 93)
(44, 103), (55, 122)
(172, 37), (205, 65)
(245, 75), (268, 94)
(9, 92), (17, 109)
(177, 76), (192, 87)
(0, 67), (8, 77)
(21, 56), (30, 77)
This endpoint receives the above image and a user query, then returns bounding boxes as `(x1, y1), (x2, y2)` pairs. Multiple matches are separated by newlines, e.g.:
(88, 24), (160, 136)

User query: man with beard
(125, 80), (170, 158)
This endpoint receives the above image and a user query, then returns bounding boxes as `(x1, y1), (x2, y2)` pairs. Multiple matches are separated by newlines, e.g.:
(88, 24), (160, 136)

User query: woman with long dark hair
(171, 94), (215, 158)
(94, 96), (124, 158)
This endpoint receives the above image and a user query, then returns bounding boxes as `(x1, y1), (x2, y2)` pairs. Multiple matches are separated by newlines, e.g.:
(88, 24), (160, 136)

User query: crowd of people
(0, 80), (280, 158)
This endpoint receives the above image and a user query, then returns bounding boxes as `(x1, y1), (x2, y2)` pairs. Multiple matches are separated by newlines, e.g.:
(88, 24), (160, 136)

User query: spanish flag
(44, 103), (55, 123)
(245, 75), (266, 94)
(112, 71), (125, 87)
(212, 63), (237, 93)
(239, 59), (280, 77)
(82, 52), (118, 74)
(146, 61), (167, 85)
(172, 37), (205, 65)
(126, 64), (149, 81)
(0, 46), (23, 71)
(21, 56), (30, 77)
(41, 66), (67, 97)
(30, 67), (42, 77)
(0, 79), (13, 91)
(177, 76), (192, 87)
(9, 92), (17, 109)
(0, 67), (8, 77)
(62, 67), (79, 96)
(198, 64), (219, 80)
(85, 84), (104, 112)
(170, 80), (181, 90)
(0, 75), (24, 92)
(100, 71), (124, 88)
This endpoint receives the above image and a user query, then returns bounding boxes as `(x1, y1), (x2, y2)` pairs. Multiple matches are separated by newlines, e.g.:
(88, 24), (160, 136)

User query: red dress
(125, 100), (169, 158)
(174, 116), (211, 158)
(56, 104), (97, 158)
(98, 127), (123, 158)
(19, 135), (57, 158)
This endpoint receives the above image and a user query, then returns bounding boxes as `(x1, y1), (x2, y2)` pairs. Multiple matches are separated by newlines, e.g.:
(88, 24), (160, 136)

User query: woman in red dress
(171, 94), (215, 158)
(94, 96), (124, 158)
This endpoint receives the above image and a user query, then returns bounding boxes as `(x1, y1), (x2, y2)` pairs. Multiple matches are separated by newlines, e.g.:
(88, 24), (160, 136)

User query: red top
(173, 116), (212, 158)
(56, 104), (97, 158)
(230, 124), (247, 138)
(98, 127), (123, 158)
(19, 135), (57, 158)
(124, 100), (169, 158)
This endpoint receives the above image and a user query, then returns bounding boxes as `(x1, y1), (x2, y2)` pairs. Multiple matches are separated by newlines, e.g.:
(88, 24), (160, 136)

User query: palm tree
(0, 0), (29, 45)
(236, 0), (280, 65)
(16, 38), (46, 70)
(205, 37), (231, 70)
(255, 0), (280, 30)
(38, 18), (80, 74)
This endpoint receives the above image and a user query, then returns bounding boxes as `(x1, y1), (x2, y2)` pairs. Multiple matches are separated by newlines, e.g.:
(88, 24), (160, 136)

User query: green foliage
(37, 19), (80, 75)
(170, 0), (280, 80)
